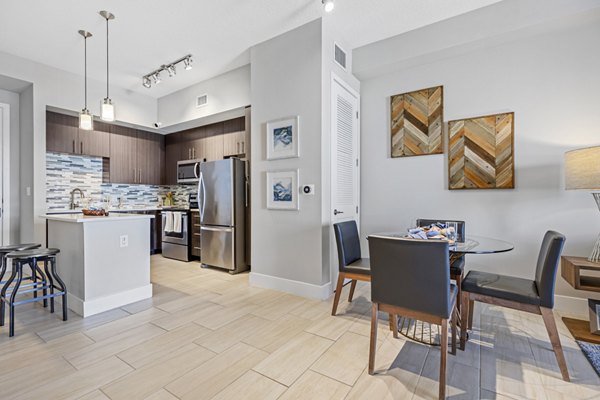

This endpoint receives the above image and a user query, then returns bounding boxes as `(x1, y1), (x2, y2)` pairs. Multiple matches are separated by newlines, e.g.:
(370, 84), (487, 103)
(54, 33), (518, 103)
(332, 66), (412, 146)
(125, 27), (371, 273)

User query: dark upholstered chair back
(368, 235), (452, 319)
(416, 219), (465, 243)
(534, 231), (566, 308)
(333, 221), (362, 272)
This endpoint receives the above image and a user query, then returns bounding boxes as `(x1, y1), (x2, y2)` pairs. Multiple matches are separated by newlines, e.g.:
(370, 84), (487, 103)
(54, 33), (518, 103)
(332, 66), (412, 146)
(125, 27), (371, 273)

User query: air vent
(334, 43), (347, 70)
(196, 94), (208, 108)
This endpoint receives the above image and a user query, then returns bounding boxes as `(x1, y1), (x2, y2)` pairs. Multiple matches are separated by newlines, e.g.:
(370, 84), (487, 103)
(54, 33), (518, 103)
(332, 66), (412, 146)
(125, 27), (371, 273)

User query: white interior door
(331, 75), (360, 287)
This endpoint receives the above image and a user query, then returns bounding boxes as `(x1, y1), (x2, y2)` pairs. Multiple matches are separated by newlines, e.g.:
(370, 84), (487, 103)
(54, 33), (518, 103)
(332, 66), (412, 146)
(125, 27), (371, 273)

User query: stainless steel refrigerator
(198, 158), (247, 273)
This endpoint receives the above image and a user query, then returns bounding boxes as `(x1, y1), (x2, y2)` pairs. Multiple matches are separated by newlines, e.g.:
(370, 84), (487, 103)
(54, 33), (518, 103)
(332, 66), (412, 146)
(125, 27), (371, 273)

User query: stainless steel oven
(161, 210), (191, 261)
(177, 159), (202, 184)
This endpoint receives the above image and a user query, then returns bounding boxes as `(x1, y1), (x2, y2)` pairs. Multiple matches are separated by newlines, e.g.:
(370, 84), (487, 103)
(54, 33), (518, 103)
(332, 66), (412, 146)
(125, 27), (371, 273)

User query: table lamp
(565, 145), (600, 262)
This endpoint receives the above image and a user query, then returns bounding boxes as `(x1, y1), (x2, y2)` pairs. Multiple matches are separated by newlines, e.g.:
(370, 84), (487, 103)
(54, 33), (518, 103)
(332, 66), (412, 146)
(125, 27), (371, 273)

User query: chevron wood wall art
(448, 112), (515, 190)
(390, 85), (443, 157)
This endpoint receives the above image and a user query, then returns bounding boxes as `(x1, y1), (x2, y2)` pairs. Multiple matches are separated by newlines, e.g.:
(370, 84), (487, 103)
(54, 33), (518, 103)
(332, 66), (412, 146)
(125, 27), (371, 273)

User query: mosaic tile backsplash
(46, 152), (197, 210)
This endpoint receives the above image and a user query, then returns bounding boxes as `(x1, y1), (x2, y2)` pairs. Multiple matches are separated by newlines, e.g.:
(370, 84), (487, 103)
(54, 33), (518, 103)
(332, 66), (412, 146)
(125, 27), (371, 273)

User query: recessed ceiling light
(322, 0), (334, 13)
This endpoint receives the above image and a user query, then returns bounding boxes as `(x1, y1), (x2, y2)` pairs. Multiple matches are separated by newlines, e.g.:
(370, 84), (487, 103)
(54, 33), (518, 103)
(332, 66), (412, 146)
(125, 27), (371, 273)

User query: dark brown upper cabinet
(110, 125), (164, 185)
(46, 111), (109, 157)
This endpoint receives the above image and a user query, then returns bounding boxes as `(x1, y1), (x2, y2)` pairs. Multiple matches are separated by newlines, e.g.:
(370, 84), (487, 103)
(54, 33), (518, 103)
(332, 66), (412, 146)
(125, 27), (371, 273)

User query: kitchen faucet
(70, 188), (85, 210)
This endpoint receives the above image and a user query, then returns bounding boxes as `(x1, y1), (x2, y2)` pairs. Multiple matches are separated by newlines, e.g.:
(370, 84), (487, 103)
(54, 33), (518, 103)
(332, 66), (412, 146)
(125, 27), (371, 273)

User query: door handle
(80, 142), (83, 154)
(334, 209), (344, 216)
(72, 140), (75, 153)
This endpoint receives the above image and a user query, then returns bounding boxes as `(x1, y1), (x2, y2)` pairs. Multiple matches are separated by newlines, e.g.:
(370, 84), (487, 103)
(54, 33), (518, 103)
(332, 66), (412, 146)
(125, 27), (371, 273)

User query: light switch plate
(120, 235), (128, 248)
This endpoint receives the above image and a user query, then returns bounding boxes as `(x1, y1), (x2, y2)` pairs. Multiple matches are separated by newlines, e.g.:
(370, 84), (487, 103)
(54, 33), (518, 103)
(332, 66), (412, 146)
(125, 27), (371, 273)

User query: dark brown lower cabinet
(191, 211), (201, 259)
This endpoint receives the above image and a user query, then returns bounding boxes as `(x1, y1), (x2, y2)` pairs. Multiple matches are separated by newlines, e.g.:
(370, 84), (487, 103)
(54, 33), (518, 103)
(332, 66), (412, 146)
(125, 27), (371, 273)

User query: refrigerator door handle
(201, 172), (207, 222)
(201, 226), (233, 233)
(198, 171), (204, 221)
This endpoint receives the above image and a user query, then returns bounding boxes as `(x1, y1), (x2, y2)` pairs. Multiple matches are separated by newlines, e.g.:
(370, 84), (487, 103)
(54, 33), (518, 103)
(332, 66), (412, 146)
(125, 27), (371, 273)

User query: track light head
(153, 73), (161, 84)
(322, 0), (334, 12)
(184, 57), (193, 71)
(166, 64), (176, 77)
(143, 76), (152, 88)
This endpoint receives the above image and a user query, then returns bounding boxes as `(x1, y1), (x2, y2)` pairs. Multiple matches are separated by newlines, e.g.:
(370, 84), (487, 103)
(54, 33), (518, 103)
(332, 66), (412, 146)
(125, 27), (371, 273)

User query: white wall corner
(249, 272), (332, 301)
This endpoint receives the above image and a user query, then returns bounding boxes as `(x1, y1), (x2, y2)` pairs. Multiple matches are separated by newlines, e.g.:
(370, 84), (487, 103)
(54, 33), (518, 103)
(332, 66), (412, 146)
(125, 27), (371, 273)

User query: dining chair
(368, 235), (457, 400)
(331, 220), (370, 316)
(417, 219), (466, 301)
(460, 230), (570, 382)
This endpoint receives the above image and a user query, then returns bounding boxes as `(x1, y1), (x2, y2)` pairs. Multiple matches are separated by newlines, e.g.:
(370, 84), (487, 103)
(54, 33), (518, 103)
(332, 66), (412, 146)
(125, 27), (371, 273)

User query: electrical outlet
(120, 235), (128, 248)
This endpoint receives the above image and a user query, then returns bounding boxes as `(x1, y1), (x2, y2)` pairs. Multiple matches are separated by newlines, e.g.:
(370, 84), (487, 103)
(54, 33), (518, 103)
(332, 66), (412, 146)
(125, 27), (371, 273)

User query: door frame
(329, 73), (361, 290)
(0, 102), (10, 245)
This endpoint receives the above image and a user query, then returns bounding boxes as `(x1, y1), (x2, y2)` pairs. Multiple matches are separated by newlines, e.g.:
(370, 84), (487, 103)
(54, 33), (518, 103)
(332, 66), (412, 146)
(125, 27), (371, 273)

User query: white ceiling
(0, 0), (501, 99)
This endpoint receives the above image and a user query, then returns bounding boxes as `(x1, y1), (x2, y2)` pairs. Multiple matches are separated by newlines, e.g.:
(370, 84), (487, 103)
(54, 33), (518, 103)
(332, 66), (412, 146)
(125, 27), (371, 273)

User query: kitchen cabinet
(191, 211), (201, 259)
(201, 122), (224, 161)
(46, 111), (109, 157)
(110, 126), (164, 185)
(109, 125), (137, 184)
(181, 126), (204, 161)
(223, 131), (246, 157)
(165, 132), (182, 185)
(137, 130), (164, 185)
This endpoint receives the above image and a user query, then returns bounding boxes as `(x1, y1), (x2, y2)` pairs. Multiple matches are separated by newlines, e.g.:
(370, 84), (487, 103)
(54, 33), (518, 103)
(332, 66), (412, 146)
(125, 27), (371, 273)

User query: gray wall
(0, 88), (20, 241)
(250, 20), (325, 288)
(158, 65), (250, 128)
(354, 2), (600, 311)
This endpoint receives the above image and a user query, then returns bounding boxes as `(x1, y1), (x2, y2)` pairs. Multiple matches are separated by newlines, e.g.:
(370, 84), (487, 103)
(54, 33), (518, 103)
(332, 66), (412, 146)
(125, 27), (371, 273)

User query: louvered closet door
(331, 76), (359, 225)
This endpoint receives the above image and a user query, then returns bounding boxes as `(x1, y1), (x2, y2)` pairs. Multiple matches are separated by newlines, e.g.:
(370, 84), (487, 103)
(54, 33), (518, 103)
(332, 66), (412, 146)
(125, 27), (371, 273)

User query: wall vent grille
(334, 44), (347, 70)
(196, 94), (208, 108)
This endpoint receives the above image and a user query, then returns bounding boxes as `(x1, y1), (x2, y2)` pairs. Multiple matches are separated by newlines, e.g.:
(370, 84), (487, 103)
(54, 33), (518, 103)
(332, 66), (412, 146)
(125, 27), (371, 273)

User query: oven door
(161, 212), (189, 245)
(177, 160), (201, 184)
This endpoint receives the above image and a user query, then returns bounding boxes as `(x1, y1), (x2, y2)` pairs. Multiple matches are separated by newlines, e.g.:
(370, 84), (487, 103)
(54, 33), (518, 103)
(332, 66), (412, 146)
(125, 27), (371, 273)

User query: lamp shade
(565, 146), (600, 190)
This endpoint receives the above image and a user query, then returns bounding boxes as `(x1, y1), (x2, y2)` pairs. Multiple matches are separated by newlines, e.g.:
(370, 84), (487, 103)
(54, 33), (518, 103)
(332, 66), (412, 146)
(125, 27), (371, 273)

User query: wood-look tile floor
(1, 255), (599, 399)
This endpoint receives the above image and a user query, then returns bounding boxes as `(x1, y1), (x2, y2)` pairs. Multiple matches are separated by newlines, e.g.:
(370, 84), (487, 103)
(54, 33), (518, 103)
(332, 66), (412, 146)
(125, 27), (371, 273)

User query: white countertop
(42, 213), (155, 223)
(46, 207), (163, 214)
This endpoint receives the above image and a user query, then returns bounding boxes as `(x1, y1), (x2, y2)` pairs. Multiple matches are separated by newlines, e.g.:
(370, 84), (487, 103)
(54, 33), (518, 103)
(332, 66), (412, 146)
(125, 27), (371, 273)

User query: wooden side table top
(561, 256), (600, 293)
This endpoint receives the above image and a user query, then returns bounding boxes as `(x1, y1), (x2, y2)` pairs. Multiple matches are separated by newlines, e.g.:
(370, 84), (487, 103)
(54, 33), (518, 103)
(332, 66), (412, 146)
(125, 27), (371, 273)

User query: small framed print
(266, 170), (298, 210)
(266, 116), (299, 160)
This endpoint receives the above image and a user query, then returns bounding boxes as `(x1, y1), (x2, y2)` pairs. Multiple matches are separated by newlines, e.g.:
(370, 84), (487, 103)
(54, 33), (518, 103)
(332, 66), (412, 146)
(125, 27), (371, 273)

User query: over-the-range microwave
(177, 159), (203, 184)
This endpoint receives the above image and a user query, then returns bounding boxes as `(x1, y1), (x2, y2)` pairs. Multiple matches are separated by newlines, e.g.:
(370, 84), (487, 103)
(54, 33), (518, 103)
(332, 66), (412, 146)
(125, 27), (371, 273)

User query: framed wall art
(266, 170), (299, 210)
(390, 85), (443, 157)
(448, 112), (515, 190)
(266, 116), (299, 160)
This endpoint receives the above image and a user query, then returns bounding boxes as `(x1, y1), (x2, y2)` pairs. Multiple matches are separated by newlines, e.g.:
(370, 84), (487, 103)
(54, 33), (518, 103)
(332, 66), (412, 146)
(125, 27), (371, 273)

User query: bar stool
(0, 248), (67, 337)
(0, 243), (42, 284)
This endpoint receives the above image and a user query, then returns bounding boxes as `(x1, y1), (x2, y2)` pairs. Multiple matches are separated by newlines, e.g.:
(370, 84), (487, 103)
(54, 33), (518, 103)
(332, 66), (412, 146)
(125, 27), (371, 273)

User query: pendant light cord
(106, 17), (109, 99)
(84, 35), (88, 109)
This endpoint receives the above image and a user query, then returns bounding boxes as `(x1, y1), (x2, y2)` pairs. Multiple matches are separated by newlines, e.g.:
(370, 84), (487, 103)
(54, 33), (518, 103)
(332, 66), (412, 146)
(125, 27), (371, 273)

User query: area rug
(577, 340), (600, 377)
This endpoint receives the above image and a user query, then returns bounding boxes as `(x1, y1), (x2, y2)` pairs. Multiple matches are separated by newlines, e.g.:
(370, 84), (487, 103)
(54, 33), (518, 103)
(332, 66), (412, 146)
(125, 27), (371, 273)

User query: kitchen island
(42, 213), (154, 317)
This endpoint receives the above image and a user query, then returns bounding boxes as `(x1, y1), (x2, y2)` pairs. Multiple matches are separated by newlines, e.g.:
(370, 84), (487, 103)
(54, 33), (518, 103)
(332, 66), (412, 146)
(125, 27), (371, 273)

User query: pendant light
(78, 30), (93, 131)
(99, 11), (115, 121)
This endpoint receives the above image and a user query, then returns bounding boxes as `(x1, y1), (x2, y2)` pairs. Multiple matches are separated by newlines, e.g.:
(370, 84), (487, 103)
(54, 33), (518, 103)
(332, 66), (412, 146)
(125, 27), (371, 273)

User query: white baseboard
(554, 294), (589, 318)
(67, 284), (153, 317)
(249, 272), (332, 300)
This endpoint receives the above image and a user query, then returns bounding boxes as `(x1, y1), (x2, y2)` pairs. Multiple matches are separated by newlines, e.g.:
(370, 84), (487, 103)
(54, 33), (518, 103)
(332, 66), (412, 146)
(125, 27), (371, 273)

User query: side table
(560, 255), (600, 344)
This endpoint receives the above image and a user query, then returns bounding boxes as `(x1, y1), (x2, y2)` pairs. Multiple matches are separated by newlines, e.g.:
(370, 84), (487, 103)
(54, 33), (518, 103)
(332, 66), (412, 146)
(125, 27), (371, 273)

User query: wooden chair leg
(390, 314), (398, 338)
(455, 274), (462, 310)
(460, 292), (469, 350)
(331, 273), (345, 316)
(439, 318), (448, 400)
(451, 307), (457, 355)
(348, 280), (357, 302)
(540, 307), (570, 382)
(468, 299), (474, 330)
(369, 303), (379, 375)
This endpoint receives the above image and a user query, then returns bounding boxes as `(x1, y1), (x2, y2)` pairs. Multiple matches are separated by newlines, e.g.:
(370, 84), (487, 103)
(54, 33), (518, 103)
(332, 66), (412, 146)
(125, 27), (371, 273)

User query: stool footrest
(9, 292), (66, 306)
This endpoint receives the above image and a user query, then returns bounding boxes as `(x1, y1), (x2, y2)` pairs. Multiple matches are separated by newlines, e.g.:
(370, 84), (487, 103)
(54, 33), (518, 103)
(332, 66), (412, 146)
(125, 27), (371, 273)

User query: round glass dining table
(370, 233), (514, 346)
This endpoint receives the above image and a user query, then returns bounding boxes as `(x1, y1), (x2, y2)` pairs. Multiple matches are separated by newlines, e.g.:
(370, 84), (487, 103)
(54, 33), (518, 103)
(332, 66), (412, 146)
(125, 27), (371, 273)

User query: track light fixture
(322, 0), (335, 13)
(142, 54), (192, 88)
